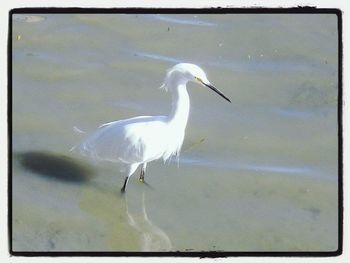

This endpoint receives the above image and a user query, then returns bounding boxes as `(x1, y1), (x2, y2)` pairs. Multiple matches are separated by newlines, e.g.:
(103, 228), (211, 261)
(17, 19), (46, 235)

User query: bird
(78, 63), (231, 192)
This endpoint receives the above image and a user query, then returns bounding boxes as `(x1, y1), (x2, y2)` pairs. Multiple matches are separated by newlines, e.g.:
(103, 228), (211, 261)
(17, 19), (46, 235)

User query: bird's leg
(120, 163), (139, 193)
(121, 176), (129, 193)
(139, 169), (145, 183)
(139, 163), (147, 183)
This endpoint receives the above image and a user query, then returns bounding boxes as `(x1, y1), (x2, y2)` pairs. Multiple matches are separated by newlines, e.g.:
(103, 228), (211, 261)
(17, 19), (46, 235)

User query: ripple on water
(271, 107), (335, 119)
(133, 52), (183, 64)
(141, 14), (217, 27)
(130, 50), (333, 75)
(13, 14), (46, 23)
(179, 155), (332, 181)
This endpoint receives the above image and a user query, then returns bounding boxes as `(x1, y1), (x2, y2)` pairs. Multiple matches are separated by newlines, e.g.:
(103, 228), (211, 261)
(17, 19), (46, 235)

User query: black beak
(203, 82), (231, 103)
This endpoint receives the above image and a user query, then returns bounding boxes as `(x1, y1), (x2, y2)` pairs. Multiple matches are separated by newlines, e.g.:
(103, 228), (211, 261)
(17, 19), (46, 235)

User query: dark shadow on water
(15, 151), (95, 183)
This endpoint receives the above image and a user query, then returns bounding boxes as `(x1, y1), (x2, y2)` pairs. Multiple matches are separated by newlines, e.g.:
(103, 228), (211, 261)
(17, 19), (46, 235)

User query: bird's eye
(195, 77), (202, 82)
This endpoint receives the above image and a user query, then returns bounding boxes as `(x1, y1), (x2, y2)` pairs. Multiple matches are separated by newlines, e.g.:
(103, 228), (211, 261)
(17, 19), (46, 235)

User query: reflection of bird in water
(125, 191), (172, 251)
(77, 63), (231, 192)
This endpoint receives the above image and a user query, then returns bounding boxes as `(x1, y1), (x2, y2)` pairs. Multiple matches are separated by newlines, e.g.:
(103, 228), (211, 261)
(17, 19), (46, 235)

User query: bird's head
(161, 63), (231, 103)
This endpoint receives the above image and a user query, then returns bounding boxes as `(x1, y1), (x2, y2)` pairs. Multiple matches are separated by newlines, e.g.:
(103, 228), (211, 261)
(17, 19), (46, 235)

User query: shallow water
(11, 13), (338, 252)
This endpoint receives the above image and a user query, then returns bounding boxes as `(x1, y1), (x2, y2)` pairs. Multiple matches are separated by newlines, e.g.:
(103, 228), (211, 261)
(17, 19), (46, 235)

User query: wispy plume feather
(159, 66), (178, 92)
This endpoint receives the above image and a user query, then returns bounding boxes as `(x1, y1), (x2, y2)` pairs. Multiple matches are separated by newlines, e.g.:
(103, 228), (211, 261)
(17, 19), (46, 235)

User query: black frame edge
(8, 7), (341, 14)
(336, 8), (343, 257)
(8, 7), (343, 258)
(8, 8), (14, 257)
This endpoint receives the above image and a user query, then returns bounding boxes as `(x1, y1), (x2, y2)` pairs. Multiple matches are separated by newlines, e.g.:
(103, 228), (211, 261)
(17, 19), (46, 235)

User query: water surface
(12, 13), (338, 252)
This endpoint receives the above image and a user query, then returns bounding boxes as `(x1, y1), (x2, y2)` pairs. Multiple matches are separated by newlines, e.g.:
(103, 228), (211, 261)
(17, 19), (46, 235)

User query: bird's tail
(73, 126), (86, 134)
(69, 126), (87, 152)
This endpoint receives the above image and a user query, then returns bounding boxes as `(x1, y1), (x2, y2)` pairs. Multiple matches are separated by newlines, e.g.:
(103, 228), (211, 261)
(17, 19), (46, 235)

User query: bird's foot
(139, 169), (145, 183)
(121, 176), (128, 193)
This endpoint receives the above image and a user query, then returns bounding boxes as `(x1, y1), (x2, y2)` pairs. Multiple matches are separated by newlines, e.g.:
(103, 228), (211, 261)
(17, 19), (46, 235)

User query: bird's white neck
(167, 83), (190, 130)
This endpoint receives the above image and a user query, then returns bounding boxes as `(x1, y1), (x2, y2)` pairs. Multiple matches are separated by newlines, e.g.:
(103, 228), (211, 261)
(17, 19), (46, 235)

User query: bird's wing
(120, 116), (168, 163)
(99, 116), (153, 128)
(79, 116), (168, 163)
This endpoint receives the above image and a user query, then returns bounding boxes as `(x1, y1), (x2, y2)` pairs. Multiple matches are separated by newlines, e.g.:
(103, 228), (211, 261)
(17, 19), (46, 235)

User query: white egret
(78, 63), (231, 192)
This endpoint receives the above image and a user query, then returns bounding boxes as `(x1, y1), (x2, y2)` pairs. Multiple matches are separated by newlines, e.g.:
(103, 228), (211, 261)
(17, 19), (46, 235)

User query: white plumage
(80, 115), (185, 165)
(78, 63), (231, 192)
